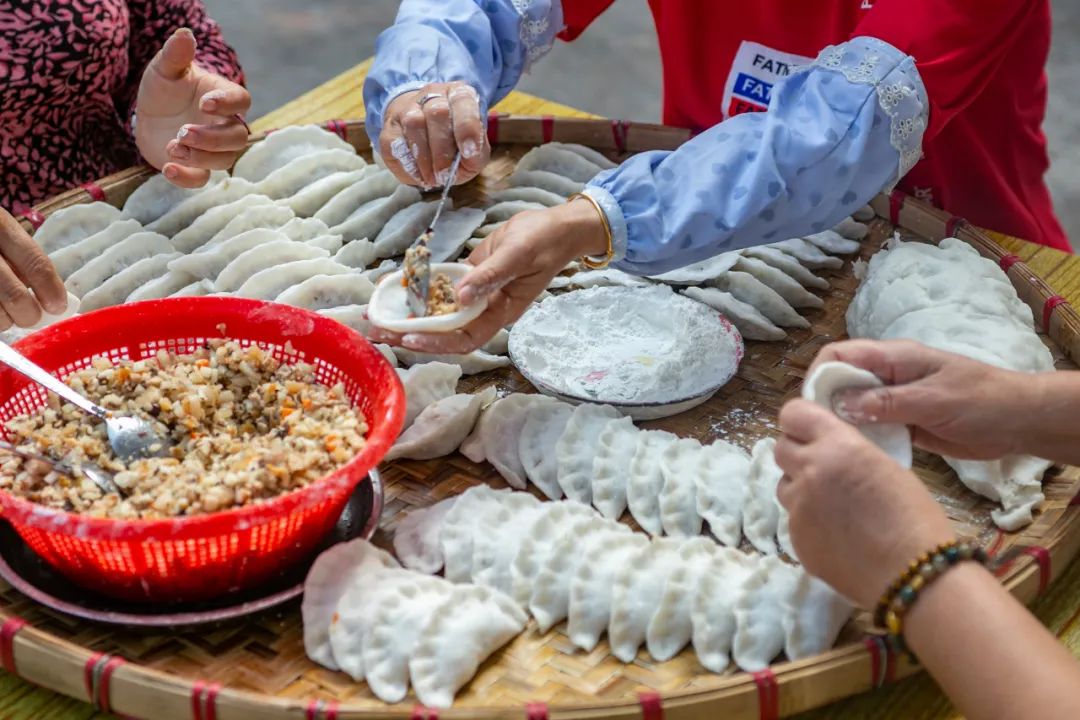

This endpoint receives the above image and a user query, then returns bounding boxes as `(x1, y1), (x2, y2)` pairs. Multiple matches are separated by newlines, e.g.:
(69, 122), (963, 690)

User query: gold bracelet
(568, 192), (614, 269)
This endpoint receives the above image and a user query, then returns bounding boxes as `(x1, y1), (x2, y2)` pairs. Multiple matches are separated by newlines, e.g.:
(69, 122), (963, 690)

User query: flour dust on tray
(509, 286), (743, 407)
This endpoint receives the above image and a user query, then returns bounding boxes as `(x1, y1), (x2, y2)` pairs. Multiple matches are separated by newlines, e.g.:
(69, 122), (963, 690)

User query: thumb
(151, 28), (197, 80)
(834, 384), (928, 426)
(458, 238), (522, 306)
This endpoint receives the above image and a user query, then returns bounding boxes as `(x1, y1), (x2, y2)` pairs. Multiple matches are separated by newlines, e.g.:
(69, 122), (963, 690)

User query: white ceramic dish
(367, 262), (486, 333)
(509, 286), (744, 420)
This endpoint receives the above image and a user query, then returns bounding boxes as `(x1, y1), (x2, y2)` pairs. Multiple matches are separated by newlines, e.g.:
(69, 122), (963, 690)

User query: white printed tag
(721, 41), (813, 119)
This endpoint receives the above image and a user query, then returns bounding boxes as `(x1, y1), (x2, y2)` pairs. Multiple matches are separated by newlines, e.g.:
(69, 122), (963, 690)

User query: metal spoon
(0, 439), (123, 497)
(0, 341), (171, 463)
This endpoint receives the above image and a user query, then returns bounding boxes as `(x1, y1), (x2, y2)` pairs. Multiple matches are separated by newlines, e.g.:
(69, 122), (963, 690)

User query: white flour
(509, 285), (742, 404)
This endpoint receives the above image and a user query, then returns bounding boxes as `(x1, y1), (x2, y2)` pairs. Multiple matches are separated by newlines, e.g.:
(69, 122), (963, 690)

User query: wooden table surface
(3, 61), (1079, 720)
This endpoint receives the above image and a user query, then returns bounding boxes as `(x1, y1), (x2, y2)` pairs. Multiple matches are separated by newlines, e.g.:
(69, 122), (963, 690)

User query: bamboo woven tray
(4, 117), (1080, 720)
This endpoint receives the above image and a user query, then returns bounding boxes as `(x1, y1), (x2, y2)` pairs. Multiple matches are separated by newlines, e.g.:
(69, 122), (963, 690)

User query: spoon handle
(0, 340), (108, 420)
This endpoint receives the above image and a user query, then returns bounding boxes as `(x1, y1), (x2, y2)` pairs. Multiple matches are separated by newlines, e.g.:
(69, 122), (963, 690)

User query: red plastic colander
(0, 297), (404, 603)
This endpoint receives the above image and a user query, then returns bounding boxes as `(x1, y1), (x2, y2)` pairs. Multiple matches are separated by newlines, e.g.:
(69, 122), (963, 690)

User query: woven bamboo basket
(3, 117), (1080, 720)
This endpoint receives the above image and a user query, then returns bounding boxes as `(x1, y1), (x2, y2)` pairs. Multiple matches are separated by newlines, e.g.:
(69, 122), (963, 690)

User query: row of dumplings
(387, 361), (800, 557)
(366, 487), (850, 699)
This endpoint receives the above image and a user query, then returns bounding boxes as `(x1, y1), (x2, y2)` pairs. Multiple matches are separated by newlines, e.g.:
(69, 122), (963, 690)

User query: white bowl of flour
(509, 285), (744, 420)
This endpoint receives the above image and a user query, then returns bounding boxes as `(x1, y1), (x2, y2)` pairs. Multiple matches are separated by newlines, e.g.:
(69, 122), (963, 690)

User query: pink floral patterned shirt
(0, 0), (243, 212)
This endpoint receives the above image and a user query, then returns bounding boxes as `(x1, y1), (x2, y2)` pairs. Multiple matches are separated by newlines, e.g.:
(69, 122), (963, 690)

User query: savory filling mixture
(426, 272), (459, 316)
(0, 339), (368, 519)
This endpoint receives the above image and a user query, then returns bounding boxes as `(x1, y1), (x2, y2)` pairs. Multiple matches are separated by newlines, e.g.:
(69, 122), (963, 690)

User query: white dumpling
(169, 194), (276, 253)
(658, 438), (704, 537)
(646, 536), (717, 661)
(393, 496), (458, 574)
(234, 257), (352, 301)
(428, 207), (486, 262)
(471, 221), (503, 240)
(734, 256), (824, 309)
(35, 202), (123, 254)
(396, 361), (462, 429)
(330, 184), (423, 242)
(471, 491), (544, 594)
(530, 515), (628, 632)
(484, 200), (545, 224)
(508, 168), (584, 196)
(490, 186), (565, 207)
(648, 251), (741, 285)
(547, 268), (652, 291)
(254, 148), (367, 200)
(712, 271), (809, 329)
(732, 555), (801, 672)
(567, 531), (649, 652)
(0, 291), (80, 345)
(608, 537), (682, 662)
(743, 438), (784, 555)
(391, 347), (510, 376)
(782, 571), (853, 661)
(121, 170), (227, 225)
(626, 429), (678, 535)
(681, 286), (787, 342)
(590, 415), (639, 519)
(741, 246), (829, 290)
(803, 229), (860, 255)
(334, 239), (378, 269)
(518, 400), (573, 500)
(833, 217), (870, 240)
(385, 386), (495, 462)
(777, 503), (797, 560)
(214, 241), (329, 293)
(169, 279), (214, 298)
(696, 441), (750, 546)
(516, 144), (605, 182)
(279, 216), (332, 242)
(372, 200), (445, 259)
(363, 574), (453, 702)
(302, 538), (399, 670)
(274, 272), (376, 310)
(768, 238), (843, 269)
(691, 548), (759, 672)
(202, 204), (296, 249)
(65, 231), (173, 299)
(440, 485), (507, 583)
(328, 565), (415, 681)
(375, 342), (398, 367)
(510, 500), (597, 605)
(147, 177), (256, 237)
(946, 455), (1052, 531)
(409, 584), (527, 709)
(80, 252), (181, 312)
(802, 361), (913, 468)
(314, 169), (400, 227)
(305, 234), (344, 254)
(234, 124), (356, 181)
(546, 141), (618, 170)
(555, 403), (621, 504)
(49, 218), (143, 280)
(478, 394), (549, 489)
(277, 168), (371, 217)
(481, 328), (510, 355)
(318, 304), (370, 336)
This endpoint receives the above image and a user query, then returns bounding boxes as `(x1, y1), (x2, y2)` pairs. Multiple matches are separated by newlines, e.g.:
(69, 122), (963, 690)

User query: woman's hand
(0, 209), (68, 329)
(368, 199), (608, 352)
(810, 339), (1039, 460)
(775, 398), (954, 609)
(135, 28), (251, 189)
(380, 82), (489, 189)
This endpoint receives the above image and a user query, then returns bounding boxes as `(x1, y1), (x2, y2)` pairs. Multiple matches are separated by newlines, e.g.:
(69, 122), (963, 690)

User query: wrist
(557, 197), (610, 261)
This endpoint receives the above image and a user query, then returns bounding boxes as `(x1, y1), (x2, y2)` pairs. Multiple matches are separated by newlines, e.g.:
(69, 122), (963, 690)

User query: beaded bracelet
(567, 192), (615, 270)
(873, 539), (989, 659)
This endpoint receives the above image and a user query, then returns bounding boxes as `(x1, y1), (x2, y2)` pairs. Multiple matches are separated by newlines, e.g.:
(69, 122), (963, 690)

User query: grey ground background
(205, 0), (1080, 245)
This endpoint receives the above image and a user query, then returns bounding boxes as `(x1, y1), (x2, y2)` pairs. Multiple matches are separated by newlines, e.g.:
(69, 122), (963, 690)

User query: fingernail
(177, 27), (194, 39)
(164, 165), (178, 179)
(833, 391), (866, 423)
(43, 297), (66, 315)
(176, 124), (192, 141)
(434, 169), (451, 187)
(170, 143), (190, 159)
(462, 139), (478, 159)
(401, 334), (425, 348)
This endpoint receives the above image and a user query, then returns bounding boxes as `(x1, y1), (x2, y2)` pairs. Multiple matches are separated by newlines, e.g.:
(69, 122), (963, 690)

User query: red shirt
(560, 0), (1069, 252)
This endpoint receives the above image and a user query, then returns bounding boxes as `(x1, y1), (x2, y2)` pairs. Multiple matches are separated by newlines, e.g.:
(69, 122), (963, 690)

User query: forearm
(590, 37), (928, 276)
(1016, 371), (1080, 465)
(362, 0), (562, 145)
(904, 563), (1080, 720)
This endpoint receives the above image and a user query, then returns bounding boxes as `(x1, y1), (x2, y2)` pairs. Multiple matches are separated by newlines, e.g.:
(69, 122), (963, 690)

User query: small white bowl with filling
(367, 262), (487, 333)
(509, 285), (744, 420)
